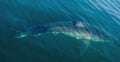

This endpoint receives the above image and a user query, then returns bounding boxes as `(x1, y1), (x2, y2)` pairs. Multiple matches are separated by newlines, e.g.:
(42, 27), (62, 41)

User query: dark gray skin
(29, 21), (78, 35)
(17, 20), (111, 42)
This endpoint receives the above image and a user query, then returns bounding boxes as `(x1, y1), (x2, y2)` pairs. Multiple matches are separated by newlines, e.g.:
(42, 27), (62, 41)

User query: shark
(16, 20), (109, 42)
(14, 20), (115, 56)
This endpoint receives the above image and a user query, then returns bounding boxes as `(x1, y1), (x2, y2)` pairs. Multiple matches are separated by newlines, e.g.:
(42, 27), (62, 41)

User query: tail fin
(6, 16), (31, 38)
(15, 31), (29, 38)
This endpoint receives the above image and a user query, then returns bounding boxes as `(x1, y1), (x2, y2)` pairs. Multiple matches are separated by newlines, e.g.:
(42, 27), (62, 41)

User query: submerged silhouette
(16, 20), (110, 42)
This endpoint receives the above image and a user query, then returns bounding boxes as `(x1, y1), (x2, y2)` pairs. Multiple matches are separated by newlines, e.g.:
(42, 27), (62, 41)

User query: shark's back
(29, 20), (83, 35)
(29, 25), (48, 35)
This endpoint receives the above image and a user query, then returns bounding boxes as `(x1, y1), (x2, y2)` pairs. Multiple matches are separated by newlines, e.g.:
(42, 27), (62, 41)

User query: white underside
(52, 31), (104, 42)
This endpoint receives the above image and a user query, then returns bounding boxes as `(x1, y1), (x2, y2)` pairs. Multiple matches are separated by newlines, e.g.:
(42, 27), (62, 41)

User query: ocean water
(0, 0), (120, 62)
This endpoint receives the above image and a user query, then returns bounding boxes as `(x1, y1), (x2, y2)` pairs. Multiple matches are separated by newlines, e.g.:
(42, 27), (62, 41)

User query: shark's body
(17, 20), (107, 42)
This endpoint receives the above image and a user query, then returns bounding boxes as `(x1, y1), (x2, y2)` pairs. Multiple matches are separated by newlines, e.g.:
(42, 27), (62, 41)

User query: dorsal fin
(72, 20), (84, 27)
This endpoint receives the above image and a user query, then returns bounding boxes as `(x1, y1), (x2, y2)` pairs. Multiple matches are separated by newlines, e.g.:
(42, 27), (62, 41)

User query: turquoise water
(0, 0), (120, 62)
